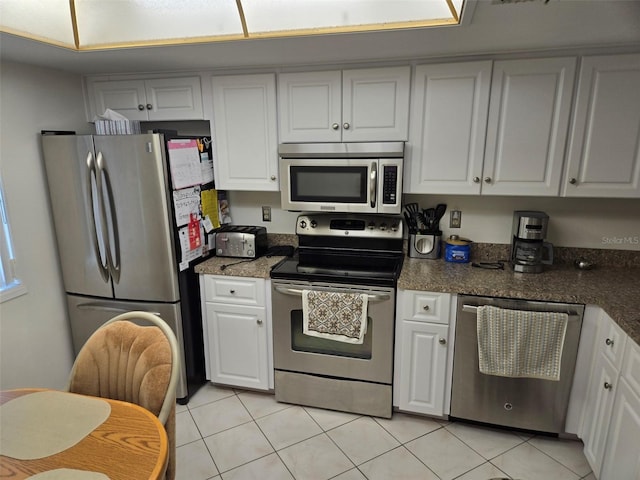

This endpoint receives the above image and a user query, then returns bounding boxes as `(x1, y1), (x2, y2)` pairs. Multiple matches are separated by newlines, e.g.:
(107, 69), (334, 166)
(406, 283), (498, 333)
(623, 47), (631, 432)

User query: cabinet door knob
(473, 177), (480, 183)
(484, 177), (492, 184)
(439, 338), (446, 345)
(138, 104), (145, 111)
(229, 289), (236, 294)
(271, 175), (276, 181)
(604, 382), (613, 390)
(423, 305), (430, 311)
(343, 122), (350, 130)
(605, 338), (614, 346)
(569, 178), (577, 185)
(256, 318), (263, 325)
(146, 104), (153, 110)
(332, 123), (340, 130)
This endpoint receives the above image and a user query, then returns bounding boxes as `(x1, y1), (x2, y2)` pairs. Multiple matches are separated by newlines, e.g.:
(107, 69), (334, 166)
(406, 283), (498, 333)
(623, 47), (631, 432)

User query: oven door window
(290, 166), (367, 204)
(290, 310), (372, 359)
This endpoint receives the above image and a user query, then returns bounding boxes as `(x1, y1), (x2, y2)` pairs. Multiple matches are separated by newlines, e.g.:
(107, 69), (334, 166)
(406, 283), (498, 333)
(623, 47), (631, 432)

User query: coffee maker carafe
(511, 211), (553, 273)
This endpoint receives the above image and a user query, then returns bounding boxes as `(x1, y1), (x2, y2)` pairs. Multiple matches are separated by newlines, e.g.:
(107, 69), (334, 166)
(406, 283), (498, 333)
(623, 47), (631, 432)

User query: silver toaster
(215, 225), (267, 258)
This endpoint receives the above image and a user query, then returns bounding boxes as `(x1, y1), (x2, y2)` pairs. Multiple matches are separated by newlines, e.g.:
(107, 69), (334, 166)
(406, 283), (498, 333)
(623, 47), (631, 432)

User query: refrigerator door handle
(86, 151), (110, 282)
(76, 302), (161, 316)
(96, 151), (121, 283)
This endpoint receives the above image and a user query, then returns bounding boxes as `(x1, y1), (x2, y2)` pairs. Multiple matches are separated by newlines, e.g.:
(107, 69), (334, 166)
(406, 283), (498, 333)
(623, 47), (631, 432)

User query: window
(0, 177), (27, 302)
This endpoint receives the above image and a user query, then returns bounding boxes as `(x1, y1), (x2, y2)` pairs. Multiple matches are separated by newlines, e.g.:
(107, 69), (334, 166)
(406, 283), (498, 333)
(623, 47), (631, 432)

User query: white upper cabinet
(278, 66), (410, 143)
(407, 61), (492, 194)
(482, 57), (576, 196)
(211, 73), (279, 191)
(278, 71), (342, 142)
(563, 53), (640, 198)
(90, 77), (204, 121)
(342, 67), (411, 142)
(406, 57), (575, 196)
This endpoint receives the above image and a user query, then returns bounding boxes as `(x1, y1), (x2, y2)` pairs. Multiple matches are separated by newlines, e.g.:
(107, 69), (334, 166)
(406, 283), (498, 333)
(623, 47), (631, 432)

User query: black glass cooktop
(270, 251), (403, 287)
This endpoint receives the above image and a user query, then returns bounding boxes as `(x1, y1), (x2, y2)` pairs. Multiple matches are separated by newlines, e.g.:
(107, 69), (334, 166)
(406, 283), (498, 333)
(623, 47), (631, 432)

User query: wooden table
(0, 389), (168, 480)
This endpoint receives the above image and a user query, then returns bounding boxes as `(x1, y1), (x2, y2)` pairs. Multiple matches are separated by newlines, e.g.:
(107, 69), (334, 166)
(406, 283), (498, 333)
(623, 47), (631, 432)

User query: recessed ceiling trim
(445, 0), (460, 23)
(69, 0), (80, 50)
(0, 26), (75, 50)
(236, 0), (250, 39)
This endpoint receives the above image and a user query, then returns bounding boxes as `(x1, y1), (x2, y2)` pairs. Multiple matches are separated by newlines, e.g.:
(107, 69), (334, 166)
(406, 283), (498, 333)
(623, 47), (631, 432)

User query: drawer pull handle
(423, 305), (430, 311)
(604, 382), (613, 390)
(229, 289), (236, 294)
(257, 318), (263, 325)
(605, 338), (614, 346)
(439, 338), (446, 345)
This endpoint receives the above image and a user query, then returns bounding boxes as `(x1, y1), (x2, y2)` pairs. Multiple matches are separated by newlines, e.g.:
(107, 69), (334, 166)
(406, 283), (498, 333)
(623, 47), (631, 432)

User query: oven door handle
(274, 285), (390, 303)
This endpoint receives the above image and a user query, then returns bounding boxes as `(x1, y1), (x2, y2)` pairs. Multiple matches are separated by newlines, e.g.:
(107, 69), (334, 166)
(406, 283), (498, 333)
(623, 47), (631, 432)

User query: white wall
(0, 62), (89, 389)
(406, 194), (640, 250)
(229, 191), (640, 251)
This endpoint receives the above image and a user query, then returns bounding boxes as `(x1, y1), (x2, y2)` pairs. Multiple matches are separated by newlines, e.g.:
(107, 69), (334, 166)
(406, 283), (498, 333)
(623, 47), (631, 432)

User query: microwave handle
(370, 162), (377, 208)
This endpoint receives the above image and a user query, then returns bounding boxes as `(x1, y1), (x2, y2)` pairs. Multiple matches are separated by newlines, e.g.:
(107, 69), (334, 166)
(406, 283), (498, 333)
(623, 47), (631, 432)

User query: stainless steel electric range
(270, 213), (404, 418)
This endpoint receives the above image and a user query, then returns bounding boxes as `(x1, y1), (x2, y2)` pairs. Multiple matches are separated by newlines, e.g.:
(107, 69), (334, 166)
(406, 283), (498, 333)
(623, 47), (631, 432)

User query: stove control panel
(297, 214), (403, 239)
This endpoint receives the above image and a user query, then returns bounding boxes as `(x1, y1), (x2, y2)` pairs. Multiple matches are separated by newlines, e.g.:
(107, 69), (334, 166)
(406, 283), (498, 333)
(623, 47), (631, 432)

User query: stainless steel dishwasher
(450, 295), (584, 434)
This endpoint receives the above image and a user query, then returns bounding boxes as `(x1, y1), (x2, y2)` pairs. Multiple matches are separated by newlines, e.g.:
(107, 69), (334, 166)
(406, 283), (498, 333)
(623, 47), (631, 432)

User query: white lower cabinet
(394, 290), (453, 416)
(200, 275), (273, 391)
(599, 339), (640, 480)
(580, 310), (640, 479)
(582, 349), (620, 476)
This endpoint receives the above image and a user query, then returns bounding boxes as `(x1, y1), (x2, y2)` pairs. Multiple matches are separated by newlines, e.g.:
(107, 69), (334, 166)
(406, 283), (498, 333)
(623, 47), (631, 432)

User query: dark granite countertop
(399, 258), (640, 345)
(195, 254), (286, 279)
(194, 236), (640, 345)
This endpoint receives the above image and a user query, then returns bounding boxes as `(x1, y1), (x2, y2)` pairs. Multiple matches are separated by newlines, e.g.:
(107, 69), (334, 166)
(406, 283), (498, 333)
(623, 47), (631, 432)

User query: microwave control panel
(382, 165), (398, 205)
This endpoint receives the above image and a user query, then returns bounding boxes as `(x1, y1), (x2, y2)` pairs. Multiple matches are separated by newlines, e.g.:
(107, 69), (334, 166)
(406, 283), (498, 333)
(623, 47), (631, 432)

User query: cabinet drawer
(402, 291), (451, 324)
(203, 275), (265, 306)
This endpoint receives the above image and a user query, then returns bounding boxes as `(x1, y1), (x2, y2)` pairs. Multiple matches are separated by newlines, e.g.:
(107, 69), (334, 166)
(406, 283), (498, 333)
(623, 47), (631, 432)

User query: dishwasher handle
(462, 304), (581, 320)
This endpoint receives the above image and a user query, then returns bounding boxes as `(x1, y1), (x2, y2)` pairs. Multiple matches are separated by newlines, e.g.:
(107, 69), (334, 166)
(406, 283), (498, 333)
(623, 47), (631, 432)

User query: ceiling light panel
(74, 0), (244, 48)
(0, 0), (75, 46)
(241, 0), (459, 36)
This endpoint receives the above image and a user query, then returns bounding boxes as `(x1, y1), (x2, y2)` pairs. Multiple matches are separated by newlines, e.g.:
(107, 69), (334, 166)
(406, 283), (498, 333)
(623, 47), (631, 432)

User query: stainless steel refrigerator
(41, 133), (211, 402)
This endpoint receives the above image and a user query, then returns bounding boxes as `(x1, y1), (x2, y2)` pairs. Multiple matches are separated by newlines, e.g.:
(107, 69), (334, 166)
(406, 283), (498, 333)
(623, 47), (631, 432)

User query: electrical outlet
(450, 210), (462, 228)
(262, 206), (271, 222)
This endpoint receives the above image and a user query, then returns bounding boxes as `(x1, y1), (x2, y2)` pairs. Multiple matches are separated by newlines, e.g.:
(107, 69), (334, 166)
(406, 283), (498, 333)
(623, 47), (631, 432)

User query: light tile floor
(176, 383), (594, 480)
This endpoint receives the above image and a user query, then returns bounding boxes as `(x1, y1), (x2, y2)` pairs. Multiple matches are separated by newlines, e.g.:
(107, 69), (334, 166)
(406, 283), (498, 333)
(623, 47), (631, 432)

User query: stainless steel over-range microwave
(278, 142), (404, 214)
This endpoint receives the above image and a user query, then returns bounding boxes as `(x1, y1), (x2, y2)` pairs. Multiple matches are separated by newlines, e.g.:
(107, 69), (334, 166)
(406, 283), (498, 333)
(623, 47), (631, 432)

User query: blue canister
(444, 236), (472, 263)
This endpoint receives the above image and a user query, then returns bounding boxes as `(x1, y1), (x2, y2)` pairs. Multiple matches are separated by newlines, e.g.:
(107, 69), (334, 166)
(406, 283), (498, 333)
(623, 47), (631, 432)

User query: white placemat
(28, 469), (110, 480)
(0, 391), (111, 460)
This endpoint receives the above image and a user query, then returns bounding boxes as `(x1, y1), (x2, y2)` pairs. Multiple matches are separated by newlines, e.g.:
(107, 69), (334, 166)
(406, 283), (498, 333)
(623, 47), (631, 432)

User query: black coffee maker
(510, 211), (553, 273)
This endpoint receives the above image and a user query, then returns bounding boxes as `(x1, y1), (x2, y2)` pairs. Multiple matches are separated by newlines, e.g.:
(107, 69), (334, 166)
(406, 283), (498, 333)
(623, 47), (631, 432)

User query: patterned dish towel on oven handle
(302, 290), (368, 344)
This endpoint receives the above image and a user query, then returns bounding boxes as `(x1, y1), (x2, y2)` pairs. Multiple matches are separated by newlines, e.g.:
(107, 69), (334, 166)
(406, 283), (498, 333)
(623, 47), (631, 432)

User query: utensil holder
(408, 234), (442, 259)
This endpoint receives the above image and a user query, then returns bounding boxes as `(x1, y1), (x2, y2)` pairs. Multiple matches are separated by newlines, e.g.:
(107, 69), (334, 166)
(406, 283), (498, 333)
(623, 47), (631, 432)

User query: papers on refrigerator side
(168, 139), (203, 189)
(170, 137), (231, 271)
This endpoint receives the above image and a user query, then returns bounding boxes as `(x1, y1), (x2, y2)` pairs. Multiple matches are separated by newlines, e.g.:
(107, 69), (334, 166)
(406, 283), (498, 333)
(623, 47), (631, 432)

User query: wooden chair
(67, 311), (179, 480)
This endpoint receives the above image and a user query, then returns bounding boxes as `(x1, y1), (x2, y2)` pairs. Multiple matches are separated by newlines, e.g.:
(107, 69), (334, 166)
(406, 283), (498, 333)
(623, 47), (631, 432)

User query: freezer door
(42, 135), (113, 298)
(66, 294), (188, 399)
(94, 134), (179, 302)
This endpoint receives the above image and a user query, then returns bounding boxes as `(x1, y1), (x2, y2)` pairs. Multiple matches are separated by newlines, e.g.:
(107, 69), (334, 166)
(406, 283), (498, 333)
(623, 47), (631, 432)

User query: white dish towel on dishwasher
(476, 305), (568, 381)
(302, 290), (368, 344)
